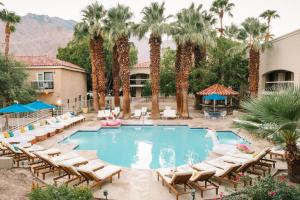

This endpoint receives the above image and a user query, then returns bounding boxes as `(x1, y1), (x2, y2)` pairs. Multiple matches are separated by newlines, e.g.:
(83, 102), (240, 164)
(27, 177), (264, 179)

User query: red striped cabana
(197, 84), (240, 114)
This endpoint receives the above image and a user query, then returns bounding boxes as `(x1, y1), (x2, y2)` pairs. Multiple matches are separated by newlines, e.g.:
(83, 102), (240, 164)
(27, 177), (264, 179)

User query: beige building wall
(26, 66), (87, 105)
(259, 29), (300, 95)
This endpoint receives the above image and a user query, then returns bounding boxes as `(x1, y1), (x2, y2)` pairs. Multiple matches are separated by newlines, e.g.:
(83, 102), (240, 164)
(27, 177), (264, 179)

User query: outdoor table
(209, 111), (220, 118)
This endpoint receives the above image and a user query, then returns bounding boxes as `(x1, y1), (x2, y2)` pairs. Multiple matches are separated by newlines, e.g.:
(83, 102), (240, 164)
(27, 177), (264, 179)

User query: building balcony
(31, 80), (54, 93)
(264, 81), (294, 93)
(130, 78), (149, 88)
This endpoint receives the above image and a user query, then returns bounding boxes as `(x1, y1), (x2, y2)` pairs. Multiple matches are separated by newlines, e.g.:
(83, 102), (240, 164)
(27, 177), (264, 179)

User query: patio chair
(33, 151), (79, 179)
(220, 111), (227, 119)
(132, 109), (142, 119)
(112, 107), (120, 116)
(189, 169), (219, 198)
(2, 141), (27, 167)
(191, 162), (241, 190)
(269, 146), (286, 160)
(157, 168), (193, 200)
(46, 117), (65, 131)
(76, 164), (122, 188)
(204, 111), (210, 119)
(162, 110), (177, 119)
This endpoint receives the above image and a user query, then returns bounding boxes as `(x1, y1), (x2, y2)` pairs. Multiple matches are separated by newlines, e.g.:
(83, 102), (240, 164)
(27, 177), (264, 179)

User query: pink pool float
(101, 119), (122, 128)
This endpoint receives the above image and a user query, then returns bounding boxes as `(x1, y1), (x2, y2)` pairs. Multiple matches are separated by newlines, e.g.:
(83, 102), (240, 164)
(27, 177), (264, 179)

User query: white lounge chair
(162, 109), (177, 119)
(157, 167), (193, 200)
(112, 107), (120, 116)
(132, 109), (142, 119)
(141, 107), (147, 115)
(97, 110), (111, 119)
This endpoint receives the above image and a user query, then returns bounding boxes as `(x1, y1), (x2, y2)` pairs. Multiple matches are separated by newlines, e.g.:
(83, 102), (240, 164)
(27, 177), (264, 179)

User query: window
(79, 95), (82, 101)
(44, 72), (53, 81)
(36, 72), (54, 89)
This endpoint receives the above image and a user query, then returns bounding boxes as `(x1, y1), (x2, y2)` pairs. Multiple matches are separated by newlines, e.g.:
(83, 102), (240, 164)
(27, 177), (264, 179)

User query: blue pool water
(62, 126), (247, 169)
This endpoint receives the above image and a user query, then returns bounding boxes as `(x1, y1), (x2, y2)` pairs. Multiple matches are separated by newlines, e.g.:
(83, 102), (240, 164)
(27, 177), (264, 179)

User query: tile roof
(15, 56), (84, 71)
(197, 83), (239, 96)
(133, 61), (150, 68)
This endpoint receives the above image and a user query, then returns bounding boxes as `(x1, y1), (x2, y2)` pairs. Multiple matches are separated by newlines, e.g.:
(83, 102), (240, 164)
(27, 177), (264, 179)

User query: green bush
(225, 176), (300, 200)
(28, 185), (93, 200)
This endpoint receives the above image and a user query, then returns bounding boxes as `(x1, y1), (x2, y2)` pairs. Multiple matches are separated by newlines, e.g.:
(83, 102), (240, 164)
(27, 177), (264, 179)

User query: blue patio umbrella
(0, 103), (37, 130)
(204, 94), (226, 111)
(0, 103), (36, 113)
(204, 94), (225, 101)
(26, 100), (56, 110)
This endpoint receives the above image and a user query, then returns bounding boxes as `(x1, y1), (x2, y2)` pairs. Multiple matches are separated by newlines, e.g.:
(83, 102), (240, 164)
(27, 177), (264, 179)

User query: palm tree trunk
(149, 34), (161, 119)
(89, 39), (99, 111)
(249, 47), (260, 97)
(117, 35), (131, 119)
(175, 44), (182, 115)
(219, 11), (224, 36)
(194, 45), (201, 68)
(286, 141), (300, 183)
(94, 36), (106, 110)
(181, 43), (193, 118)
(4, 23), (10, 58)
(112, 44), (120, 107)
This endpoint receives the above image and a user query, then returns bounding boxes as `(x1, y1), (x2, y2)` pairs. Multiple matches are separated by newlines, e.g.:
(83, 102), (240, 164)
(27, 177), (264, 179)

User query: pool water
(62, 125), (247, 169)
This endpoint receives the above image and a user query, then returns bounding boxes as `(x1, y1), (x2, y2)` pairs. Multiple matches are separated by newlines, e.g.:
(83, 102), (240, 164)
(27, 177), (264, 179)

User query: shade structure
(197, 83), (239, 96)
(0, 103), (37, 113)
(26, 100), (56, 110)
(204, 94), (225, 101)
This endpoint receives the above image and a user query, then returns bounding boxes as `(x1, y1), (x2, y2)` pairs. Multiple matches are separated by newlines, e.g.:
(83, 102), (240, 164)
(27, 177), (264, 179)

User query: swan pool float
(205, 128), (238, 155)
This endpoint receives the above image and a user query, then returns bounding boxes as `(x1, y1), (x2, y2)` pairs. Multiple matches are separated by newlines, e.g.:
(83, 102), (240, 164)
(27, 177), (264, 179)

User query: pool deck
(36, 112), (287, 200)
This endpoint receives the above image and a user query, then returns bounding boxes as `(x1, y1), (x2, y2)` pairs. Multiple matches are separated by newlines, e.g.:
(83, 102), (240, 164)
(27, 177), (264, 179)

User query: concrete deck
(33, 111), (287, 200)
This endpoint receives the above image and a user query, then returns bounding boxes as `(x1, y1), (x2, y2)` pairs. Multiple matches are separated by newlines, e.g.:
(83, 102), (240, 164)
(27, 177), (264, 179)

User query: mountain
(0, 13), (175, 62)
(0, 13), (76, 57)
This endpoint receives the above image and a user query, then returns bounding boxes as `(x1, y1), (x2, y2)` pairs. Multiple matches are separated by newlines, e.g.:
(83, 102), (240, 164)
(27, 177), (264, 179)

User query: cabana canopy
(0, 103), (36, 113)
(197, 83), (239, 96)
(26, 100), (56, 110)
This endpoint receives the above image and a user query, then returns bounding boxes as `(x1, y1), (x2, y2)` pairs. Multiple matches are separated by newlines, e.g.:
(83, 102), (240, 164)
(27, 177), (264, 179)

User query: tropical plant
(172, 3), (209, 118)
(133, 2), (170, 119)
(75, 2), (106, 111)
(235, 87), (300, 183)
(29, 185), (93, 200)
(225, 176), (300, 200)
(0, 9), (21, 58)
(210, 0), (235, 36)
(105, 4), (133, 119)
(260, 10), (280, 41)
(240, 17), (270, 97)
(0, 55), (36, 106)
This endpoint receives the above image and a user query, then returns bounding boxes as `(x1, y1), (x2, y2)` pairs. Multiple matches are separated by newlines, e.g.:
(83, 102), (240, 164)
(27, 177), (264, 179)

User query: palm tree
(112, 44), (120, 107)
(172, 4), (208, 118)
(75, 2), (106, 111)
(241, 17), (269, 97)
(236, 87), (300, 183)
(174, 43), (182, 114)
(210, 0), (234, 37)
(133, 2), (170, 119)
(105, 4), (133, 119)
(0, 10), (21, 58)
(260, 10), (280, 41)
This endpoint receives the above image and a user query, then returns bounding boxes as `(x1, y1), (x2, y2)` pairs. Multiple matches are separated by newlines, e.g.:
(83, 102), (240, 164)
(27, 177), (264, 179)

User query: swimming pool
(62, 125), (247, 169)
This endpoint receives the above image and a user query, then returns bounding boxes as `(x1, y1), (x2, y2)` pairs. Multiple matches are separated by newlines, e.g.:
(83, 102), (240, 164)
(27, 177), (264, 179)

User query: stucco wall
(26, 67), (87, 105)
(259, 30), (300, 94)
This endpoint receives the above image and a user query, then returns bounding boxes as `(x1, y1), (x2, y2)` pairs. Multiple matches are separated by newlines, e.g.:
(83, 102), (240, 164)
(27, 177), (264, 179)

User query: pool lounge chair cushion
(93, 165), (122, 180)
(77, 160), (105, 172)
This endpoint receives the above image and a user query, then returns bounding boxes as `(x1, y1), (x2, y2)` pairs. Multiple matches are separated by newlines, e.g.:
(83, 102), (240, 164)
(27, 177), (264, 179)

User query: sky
(2, 0), (300, 38)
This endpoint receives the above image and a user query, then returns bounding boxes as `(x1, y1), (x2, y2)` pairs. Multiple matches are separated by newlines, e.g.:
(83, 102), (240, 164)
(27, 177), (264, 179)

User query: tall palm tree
(112, 44), (120, 107)
(210, 0), (234, 37)
(174, 42), (182, 114)
(241, 17), (269, 97)
(75, 2), (106, 111)
(0, 10), (20, 58)
(105, 4), (133, 119)
(172, 4), (208, 118)
(236, 87), (300, 183)
(133, 2), (170, 119)
(260, 10), (280, 41)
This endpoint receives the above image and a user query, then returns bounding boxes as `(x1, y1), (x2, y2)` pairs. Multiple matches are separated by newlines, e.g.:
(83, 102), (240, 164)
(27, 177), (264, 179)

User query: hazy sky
(2, 0), (300, 37)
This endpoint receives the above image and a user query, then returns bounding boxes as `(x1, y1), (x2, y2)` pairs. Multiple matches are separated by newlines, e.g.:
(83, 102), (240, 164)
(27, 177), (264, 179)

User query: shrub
(28, 185), (93, 200)
(224, 176), (300, 200)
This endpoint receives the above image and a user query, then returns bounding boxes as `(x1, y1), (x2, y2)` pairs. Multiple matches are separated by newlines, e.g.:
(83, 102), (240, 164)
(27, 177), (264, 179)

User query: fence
(0, 109), (52, 132)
